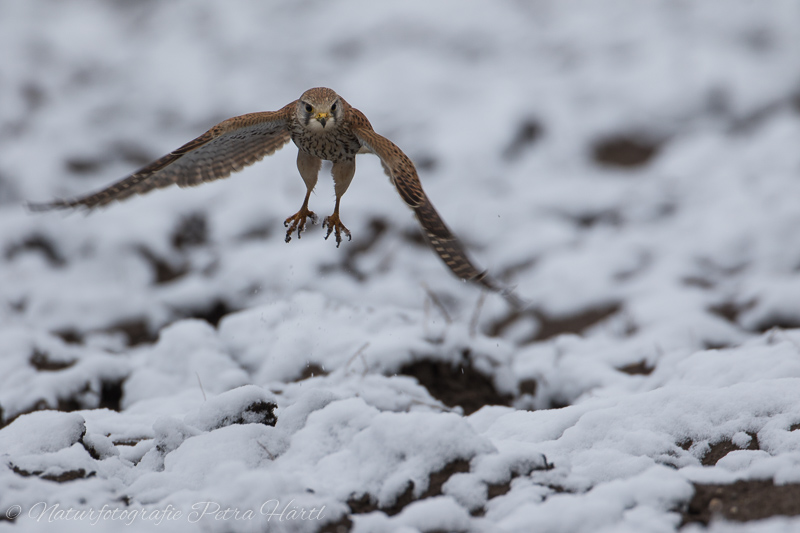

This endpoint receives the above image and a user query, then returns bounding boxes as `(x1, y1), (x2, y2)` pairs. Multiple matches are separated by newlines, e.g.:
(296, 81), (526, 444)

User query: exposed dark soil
(98, 379), (124, 411)
(317, 515), (353, 533)
(709, 297), (800, 334)
(10, 465), (94, 483)
(674, 433), (800, 526)
(616, 360), (654, 376)
(567, 209), (623, 229)
(171, 212), (208, 250)
(707, 299), (756, 325)
(672, 432), (800, 526)
(489, 302), (622, 345)
(51, 317), (156, 348)
(592, 134), (662, 168)
(503, 118), (543, 160)
(238, 222), (274, 241)
(50, 303), (228, 351)
(0, 377), (124, 428)
(53, 328), (84, 345)
(399, 355), (512, 415)
(135, 212), (211, 284)
(348, 459), (471, 517)
(471, 461), (559, 518)
(229, 400), (277, 428)
(295, 363), (329, 381)
(29, 349), (76, 371)
(175, 299), (236, 328)
(535, 303), (622, 341)
(753, 315), (800, 333)
(682, 479), (800, 526)
(678, 433), (760, 467)
(105, 317), (157, 346)
(5, 233), (66, 267)
(137, 245), (189, 284)
(702, 433), (760, 467)
(338, 453), (554, 531)
(518, 378), (537, 397)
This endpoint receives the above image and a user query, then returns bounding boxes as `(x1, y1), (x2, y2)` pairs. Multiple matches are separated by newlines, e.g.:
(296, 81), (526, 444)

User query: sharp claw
(284, 208), (316, 243)
(322, 214), (350, 247)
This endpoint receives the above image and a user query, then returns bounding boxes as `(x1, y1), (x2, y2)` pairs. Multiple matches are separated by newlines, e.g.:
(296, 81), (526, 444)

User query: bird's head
(298, 87), (344, 132)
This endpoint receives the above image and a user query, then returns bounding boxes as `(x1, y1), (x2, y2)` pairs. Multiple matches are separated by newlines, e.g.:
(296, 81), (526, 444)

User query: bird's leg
(323, 160), (355, 247)
(284, 151), (321, 242)
(323, 196), (351, 247)
(284, 189), (317, 242)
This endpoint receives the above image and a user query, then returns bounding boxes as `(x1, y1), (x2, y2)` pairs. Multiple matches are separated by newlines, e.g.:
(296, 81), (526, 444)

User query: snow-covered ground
(2, 1), (800, 531)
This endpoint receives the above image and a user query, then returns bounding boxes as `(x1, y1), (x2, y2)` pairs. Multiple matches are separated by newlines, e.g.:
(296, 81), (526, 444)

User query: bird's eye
(331, 102), (337, 112)
(304, 103), (313, 113)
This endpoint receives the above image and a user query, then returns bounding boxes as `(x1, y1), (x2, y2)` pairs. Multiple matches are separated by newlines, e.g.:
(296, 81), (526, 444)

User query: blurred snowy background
(2, 0), (800, 531)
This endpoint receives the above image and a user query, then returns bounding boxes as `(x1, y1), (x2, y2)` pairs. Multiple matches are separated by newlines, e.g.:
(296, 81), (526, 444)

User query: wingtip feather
(25, 200), (66, 213)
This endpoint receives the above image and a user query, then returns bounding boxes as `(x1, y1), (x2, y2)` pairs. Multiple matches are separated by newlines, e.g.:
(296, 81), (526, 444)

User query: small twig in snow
(423, 295), (431, 339)
(257, 441), (276, 461)
(408, 397), (460, 413)
(195, 372), (207, 402)
(469, 291), (488, 338)
(346, 342), (370, 376)
(421, 282), (452, 324)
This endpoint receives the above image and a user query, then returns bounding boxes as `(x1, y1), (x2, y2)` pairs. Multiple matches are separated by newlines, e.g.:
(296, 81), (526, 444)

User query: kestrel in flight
(30, 88), (522, 307)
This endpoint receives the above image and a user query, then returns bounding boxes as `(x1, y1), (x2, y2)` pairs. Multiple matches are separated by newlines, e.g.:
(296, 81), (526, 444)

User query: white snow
(2, 0), (800, 531)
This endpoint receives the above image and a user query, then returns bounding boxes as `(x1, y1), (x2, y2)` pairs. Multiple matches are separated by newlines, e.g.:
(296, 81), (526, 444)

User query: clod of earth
(399, 357), (512, 415)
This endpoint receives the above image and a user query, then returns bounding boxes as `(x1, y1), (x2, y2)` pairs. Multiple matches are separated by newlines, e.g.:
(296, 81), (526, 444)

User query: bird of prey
(30, 87), (522, 307)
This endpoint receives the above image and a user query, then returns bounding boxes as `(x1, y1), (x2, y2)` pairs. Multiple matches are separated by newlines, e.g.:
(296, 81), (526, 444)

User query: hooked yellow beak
(315, 112), (330, 127)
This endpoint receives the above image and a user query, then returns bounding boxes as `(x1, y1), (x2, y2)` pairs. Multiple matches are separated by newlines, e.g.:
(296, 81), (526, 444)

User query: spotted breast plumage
(29, 87), (522, 307)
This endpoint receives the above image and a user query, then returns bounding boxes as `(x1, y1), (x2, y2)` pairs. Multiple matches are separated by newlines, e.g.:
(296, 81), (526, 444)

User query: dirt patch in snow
(10, 465), (94, 483)
(702, 433), (760, 467)
(678, 432), (760, 467)
(616, 360), (655, 376)
(592, 133), (663, 168)
(502, 118), (544, 161)
(489, 302), (623, 344)
(682, 479), (800, 526)
(5, 233), (66, 267)
(347, 458), (471, 517)
(399, 356), (512, 415)
(175, 299), (236, 328)
(1, 377), (124, 428)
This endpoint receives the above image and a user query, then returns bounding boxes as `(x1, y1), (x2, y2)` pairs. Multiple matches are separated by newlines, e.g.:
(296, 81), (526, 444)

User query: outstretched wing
(29, 104), (296, 211)
(351, 110), (524, 308)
